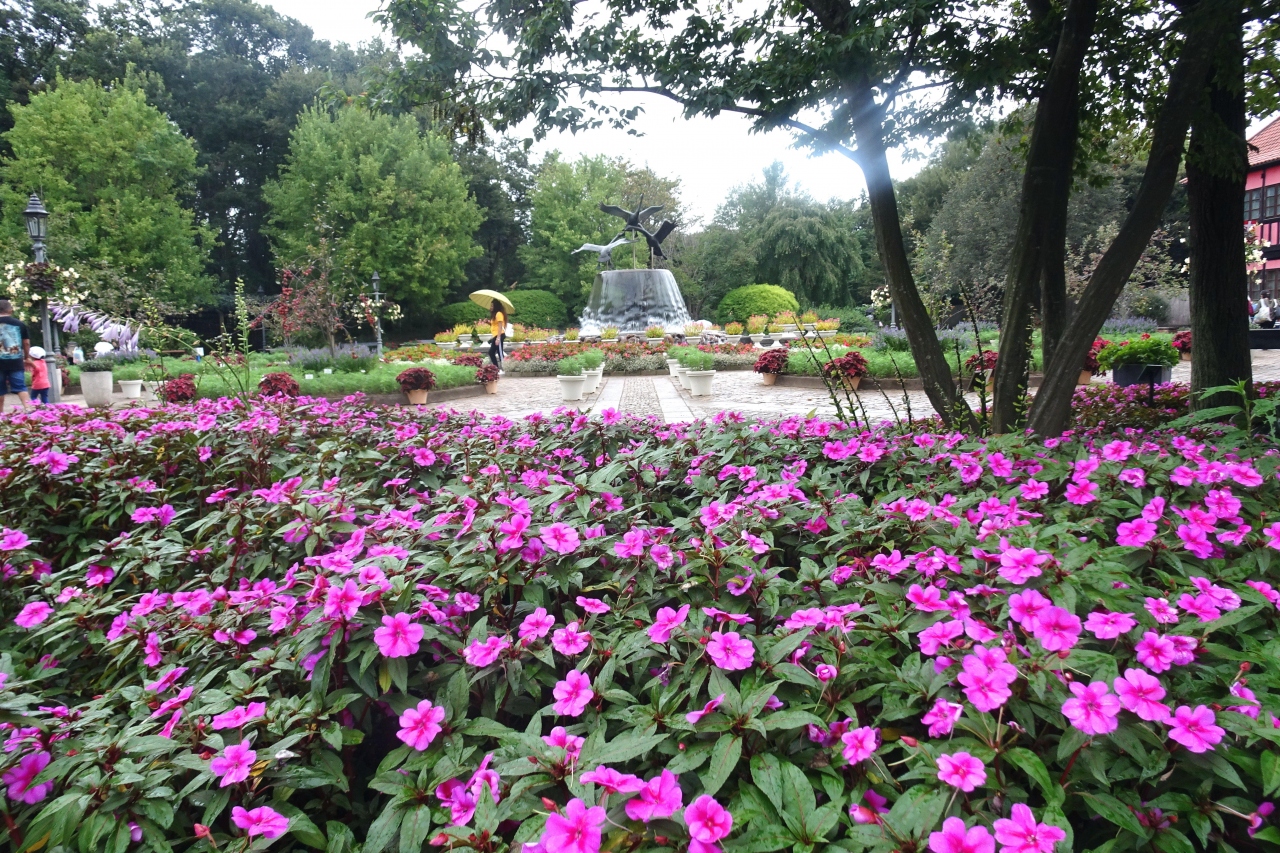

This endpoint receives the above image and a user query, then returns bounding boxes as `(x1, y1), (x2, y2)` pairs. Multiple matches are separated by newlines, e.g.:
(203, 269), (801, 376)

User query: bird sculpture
(571, 236), (636, 268)
(599, 196), (677, 264)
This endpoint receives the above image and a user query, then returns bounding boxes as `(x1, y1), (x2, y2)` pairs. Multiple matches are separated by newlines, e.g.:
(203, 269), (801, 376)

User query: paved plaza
(9, 350), (1280, 424)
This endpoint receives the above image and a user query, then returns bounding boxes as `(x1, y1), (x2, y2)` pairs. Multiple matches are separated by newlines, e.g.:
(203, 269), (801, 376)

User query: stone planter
(438, 342), (457, 350)
(760, 372), (778, 386)
(666, 359), (681, 377)
(1078, 370), (1094, 386)
(1113, 363), (1172, 387)
(478, 333), (493, 344)
(687, 369), (715, 397)
(119, 379), (144, 399)
(780, 324), (798, 333)
(817, 330), (836, 339)
(81, 371), (115, 407)
(406, 389), (429, 405)
(749, 333), (767, 346)
(686, 336), (701, 347)
(485, 381), (498, 395)
(458, 335), (473, 346)
(675, 365), (691, 390)
(558, 374), (586, 402)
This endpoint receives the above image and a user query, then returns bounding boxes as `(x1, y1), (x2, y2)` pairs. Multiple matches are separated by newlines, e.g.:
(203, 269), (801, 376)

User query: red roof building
(1247, 116), (1280, 299)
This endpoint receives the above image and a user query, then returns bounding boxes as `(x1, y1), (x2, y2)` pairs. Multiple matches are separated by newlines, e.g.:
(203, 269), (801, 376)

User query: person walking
(0, 299), (32, 411)
(1259, 294), (1276, 329)
(26, 345), (50, 404)
(487, 299), (507, 372)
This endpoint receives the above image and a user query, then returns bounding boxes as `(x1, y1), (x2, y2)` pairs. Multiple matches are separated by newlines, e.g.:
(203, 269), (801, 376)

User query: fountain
(573, 198), (691, 335)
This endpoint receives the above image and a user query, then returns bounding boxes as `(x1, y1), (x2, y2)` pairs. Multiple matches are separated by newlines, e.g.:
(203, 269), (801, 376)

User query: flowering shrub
(396, 367), (437, 392)
(1085, 338), (1113, 374)
(476, 364), (500, 384)
(822, 350), (869, 379)
(158, 373), (197, 403)
(754, 349), (789, 374)
(258, 372), (301, 397)
(964, 349), (999, 375)
(452, 354), (486, 368)
(1174, 331), (1192, 354)
(1097, 337), (1179, 371)
(5, 401), (1280, 852)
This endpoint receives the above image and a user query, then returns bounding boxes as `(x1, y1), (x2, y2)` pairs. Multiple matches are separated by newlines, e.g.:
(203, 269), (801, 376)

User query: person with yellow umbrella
(470, 290), (514, 372)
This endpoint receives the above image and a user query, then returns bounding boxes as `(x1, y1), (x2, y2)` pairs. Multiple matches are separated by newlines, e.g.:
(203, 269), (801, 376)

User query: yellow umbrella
(469, 290), (514, 313)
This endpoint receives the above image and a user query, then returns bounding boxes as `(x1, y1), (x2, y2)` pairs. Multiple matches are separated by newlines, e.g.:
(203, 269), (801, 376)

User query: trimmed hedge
(437, 301), (489, 330)
(509, 289), (570, 329)
(716, 284), (799, 324)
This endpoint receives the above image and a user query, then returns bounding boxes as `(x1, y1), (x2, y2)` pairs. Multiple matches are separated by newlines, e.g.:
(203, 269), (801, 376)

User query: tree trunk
(851, 96), (975, 430)
(1187, 0), (1251, 411)
(992, 0), (1096, 433)
(1027, 7), (1219, 436)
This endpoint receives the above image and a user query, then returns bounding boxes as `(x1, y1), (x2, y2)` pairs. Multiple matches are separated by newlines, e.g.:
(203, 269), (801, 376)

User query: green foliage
(1126, 290), (1172, 324)
(555, 355), (583, 376)
(811, 304), (877, 333)
(437, 300), (489, 329)
(507, 289), (568, 329)
(683, 349), (714, 371)
(0, 75), (215, 309)
(264, 104), (482, 321)
(1096, 337), (1180, 370)
(716, 284), (799, 325)
(577, 348), (605, 369)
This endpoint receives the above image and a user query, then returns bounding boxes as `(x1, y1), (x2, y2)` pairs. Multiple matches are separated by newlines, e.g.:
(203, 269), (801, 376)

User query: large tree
(0, 0), (89, 151)
(0, 74), (215, 309)
(263, 104), (482, 321)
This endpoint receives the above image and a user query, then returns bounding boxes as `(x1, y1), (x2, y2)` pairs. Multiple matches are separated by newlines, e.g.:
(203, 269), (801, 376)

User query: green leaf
(583, 731), (668, 766)
(1004, 748), (1063, 806)
(399, 805), (432, 853)
(779, 761), (817, 840)
(363, 798), (407, 853)
(270, 804), (326, 850)
(1262, 751), (1280, 796)
(1081, 792), (1149, 838)
(762, 710), (823, 731)
(723, 824), (795, 853)
(700, 735), (741, 798)
(750, 754), (785, 814)
(326, 822), (355, 853)
(1152, 830), (1195, 853)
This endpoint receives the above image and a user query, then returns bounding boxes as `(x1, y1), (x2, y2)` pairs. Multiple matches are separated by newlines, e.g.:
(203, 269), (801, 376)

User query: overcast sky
(261, 0), (1279, 225)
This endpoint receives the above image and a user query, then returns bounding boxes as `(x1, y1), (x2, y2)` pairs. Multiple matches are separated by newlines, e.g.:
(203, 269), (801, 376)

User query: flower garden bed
(505, 341), (759, 375)
(2, 400), (1280, 853)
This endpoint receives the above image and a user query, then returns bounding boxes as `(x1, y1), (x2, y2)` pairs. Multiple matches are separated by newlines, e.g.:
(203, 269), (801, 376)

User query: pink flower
(519, 607), (555, 641)
(1113, 669), (1170, 722)
(374, 612), (424, 658)
(1116, 518), (1157, 548)
(625, 769), (683, 821)
(553, 670), (594, 716)
(1144, 597), (1179, 624)
(648, 604), (690, 643)
(1135, 631), (1176, 673)
(929, 817), (994, 853)
(1064, 480), (1098, 505)
(85, 565), (114, 586)
(436, 778), (479, 826)
(397, 700), (446, 750)
(1030, 607), (1080, 652)
(1008, 590), (1051, 629)
(464, 635), (511, 667)
(0, 528), (30, 551)
(543, 726), (585, 760)
(849, 790), (888, 824)
(2, 750), (52, 804)
(552, 622), (591, 655)
(209, 742), (257, 787)
(231, 805), (290, 839)
(541, 798), (606, 853)
(706, 631), (754, 671)
(687, 694), (726, 724)
(993, 804), (1066, 853)
(1084, 611), (1137, 640)
(998, 547), (1049, 584)
(816, 664), (838, 682)
(580, 766), (644, 794)
(937, 752), (986, 792)
(1061, 681), (1120, 736)
(14, 602), (52, 628)
(575, 596), (610, 614)
(686, 795), (733, 844)
(324, 579), (363, 620)
(540, 523), (581, 555)
(922, 698), (964, 737)
(1020, 479), (1048, 501)
(1168, 705), (1225, 753)
(211, 702), (267, 730)
(840, 726), (878, 763)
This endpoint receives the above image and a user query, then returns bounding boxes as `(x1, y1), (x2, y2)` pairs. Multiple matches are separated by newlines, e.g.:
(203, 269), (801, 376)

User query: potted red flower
(259, 372), (300, 397)
(1173, 330), (1192, 361)
(822, 351), (869, 391)
(753, 348), (788, 385)
(396, 367), (437, 405)
(476, 363), (500, 394)
(1081, 337), (1111, 385)
(964, 349), (999, 393)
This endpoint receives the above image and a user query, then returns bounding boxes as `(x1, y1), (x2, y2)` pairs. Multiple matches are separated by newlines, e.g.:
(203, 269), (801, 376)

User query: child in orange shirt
(27, 345), (50, 404)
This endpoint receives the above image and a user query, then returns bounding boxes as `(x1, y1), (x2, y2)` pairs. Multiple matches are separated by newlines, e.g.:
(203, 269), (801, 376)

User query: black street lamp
(23, 195), (59, 404)
(371, 271), (383, 357)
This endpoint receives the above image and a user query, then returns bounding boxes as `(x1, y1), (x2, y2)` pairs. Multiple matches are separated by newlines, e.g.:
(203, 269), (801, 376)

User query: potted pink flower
(396, 367), (437, 405)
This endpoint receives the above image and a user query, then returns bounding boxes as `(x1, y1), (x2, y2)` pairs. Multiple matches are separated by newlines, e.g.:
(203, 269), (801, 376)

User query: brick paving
(12, 350), (1280, 426)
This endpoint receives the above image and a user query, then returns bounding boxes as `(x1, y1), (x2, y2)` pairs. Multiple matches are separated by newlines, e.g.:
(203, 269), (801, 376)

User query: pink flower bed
(0, 398), (1278, 851)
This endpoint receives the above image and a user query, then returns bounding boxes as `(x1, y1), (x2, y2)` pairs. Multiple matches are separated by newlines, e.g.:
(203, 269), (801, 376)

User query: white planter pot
(583, 368), (603, 394)
(558, 374), (586, 402)
(686, 336), (701, 347)
(666, 359), (681, 377)
(81, 371), (115, 407)
(687, 370), (715, 396)
(675, 366), (690, 390)
(749, 333), (766, 346)
(479, 334), (493, 344)
(439, 342), (456, 350)
(119, 379), (144, 399)
(458, 335), (473, 345)
(781, 324), (798, 332)
(818, 330), (836, 338)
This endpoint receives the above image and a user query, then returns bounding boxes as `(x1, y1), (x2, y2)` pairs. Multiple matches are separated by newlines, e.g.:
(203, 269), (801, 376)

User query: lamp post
(23, 194), (59, 404)
(371, 272), (383, 357)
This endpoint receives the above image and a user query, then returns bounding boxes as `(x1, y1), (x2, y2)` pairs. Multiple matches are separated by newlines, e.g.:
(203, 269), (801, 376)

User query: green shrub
(812, 303), (878, 333)
(1097, 337), (1179, 370)
(1127, 290), (1171, 324)
(437, 300), (489, 330)
(716, 284), (800, 324)
(509, 289), (569, 329)
(684, 350), (714, 371)
(578, 349), (605, 370)
(555, 356), (583, 376)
